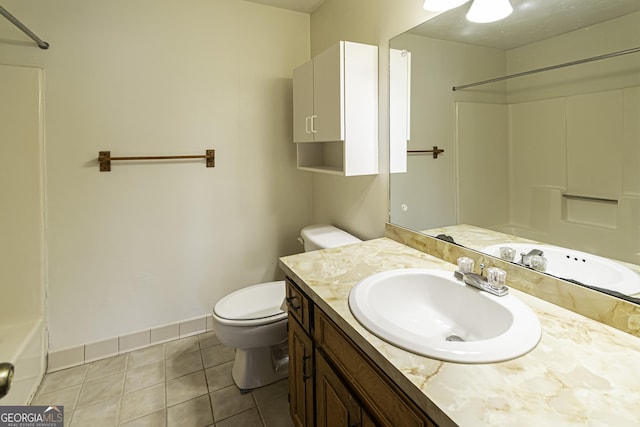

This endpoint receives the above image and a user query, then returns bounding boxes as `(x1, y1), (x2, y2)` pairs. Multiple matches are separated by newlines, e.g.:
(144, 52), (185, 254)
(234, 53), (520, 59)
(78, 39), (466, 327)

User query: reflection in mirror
(389, 0), (640, 301)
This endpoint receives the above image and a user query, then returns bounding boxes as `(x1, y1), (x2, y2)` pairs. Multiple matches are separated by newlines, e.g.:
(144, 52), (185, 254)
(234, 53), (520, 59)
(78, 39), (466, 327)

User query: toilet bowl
(213, 281), (288, 391)
(212, 225), (361, 390)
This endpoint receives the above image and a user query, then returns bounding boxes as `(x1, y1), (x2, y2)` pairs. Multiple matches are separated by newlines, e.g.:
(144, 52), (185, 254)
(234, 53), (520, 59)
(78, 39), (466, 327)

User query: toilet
(212, 225), (361, 391)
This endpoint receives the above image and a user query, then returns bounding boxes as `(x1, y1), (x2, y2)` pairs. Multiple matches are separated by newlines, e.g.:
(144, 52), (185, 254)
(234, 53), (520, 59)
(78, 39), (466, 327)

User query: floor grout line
(34, 332), (292, 427)
(115, 353), (127, 425)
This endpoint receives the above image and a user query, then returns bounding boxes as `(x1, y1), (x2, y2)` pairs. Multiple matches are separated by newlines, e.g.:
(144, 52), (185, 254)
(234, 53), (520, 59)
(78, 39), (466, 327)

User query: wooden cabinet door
(316, 351), (363, 427)
(288, 314), (314, 427)
(315, 310), (436, 427)
(293, 60), (315, 143)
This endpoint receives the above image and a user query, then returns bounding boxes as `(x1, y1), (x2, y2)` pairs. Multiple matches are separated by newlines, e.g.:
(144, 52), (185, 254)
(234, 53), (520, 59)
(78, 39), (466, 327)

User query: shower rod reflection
(0, 5), (49, 49)
(452, 46), (640, 92)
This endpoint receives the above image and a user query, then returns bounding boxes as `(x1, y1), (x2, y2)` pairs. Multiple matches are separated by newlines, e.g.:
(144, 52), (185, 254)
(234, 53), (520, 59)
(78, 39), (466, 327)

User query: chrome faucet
(519, 249), (544, 267)
(454, 265), (509, 297)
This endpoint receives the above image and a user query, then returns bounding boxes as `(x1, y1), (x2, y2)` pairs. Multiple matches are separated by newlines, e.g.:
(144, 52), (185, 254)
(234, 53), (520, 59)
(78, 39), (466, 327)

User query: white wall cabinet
(293, 41), (378, 176)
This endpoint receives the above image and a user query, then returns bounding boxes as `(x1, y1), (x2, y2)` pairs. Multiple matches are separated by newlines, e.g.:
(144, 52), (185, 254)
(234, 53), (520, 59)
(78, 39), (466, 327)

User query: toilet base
(231, 342), (289, 390)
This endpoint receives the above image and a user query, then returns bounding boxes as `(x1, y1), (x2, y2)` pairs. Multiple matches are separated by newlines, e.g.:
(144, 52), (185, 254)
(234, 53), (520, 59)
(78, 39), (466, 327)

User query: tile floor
(32, 333), (294, 427)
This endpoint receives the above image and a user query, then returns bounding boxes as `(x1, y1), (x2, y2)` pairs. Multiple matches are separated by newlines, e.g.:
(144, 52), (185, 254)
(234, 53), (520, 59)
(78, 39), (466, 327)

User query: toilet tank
(300, 224), (362, 252)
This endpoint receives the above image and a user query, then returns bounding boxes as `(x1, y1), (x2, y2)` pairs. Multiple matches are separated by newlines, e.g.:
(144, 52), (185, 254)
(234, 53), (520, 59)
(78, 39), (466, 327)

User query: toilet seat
(213, 281), (287, 327)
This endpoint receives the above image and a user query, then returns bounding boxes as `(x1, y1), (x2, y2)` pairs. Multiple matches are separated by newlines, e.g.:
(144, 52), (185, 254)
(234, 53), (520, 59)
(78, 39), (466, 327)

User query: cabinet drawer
(285, 278), (311, 332)
(314, 310), (436, 427)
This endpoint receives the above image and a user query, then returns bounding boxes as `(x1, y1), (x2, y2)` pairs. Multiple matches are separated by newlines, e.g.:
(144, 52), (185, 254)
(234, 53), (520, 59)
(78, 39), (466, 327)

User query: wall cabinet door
(312, 42), (344, 142)
(288, 314), (314, 427)
(293, 60), (315, 143)
(293, 43), (343, 144)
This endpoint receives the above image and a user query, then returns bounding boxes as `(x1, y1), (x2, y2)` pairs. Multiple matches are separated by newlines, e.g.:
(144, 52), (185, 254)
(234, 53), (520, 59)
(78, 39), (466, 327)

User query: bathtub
(0, 319), (46, 405)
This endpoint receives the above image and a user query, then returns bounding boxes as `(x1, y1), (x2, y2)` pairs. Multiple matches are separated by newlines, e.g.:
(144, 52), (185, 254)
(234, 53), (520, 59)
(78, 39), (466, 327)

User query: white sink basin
(482, 243), (640, 296)
(349, 269), (541, 363)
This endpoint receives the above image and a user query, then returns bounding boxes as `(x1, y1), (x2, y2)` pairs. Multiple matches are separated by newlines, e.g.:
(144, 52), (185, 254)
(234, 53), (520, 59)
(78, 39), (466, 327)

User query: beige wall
(389, 33), (506, 231)
(309, 0), (437, 239)
(0, 0), (311, 350)
(456, 102), (509, 227)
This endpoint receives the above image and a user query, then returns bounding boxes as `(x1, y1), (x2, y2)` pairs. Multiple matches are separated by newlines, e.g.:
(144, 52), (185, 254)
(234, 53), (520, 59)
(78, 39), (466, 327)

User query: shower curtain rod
(0, 5), (49, 49)
(452, 46), (640, 92)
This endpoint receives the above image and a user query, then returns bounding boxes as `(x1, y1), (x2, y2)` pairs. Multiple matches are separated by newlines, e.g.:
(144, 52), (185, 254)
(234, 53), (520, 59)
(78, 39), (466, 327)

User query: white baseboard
(47, 314), (213, 372)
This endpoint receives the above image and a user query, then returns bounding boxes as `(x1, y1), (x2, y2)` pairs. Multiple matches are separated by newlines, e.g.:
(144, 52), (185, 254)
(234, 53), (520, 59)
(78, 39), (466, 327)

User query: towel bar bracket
(99, 151), (111, 171)
(205, 150), (215, 168)
(98, 150), (215, 172)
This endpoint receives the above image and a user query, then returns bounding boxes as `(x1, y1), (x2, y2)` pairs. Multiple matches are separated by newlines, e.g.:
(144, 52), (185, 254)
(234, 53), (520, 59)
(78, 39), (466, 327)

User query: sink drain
(446, 334), (465, 342)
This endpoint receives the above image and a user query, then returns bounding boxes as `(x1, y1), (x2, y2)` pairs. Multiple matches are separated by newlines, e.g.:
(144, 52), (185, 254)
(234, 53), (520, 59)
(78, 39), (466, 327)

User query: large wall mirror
(389, 0), (640, 303)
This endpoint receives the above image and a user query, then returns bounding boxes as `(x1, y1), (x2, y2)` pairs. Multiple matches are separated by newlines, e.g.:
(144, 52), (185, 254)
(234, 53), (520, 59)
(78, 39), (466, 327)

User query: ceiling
(410, 0), (640, 50)
(243, 0), (640, 48)
(243, 0), (326, 14)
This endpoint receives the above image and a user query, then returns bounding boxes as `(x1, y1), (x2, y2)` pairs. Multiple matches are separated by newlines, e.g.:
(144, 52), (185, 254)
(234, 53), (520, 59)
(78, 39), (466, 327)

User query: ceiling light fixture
(423, 0), (513, 23)
(466, 0), (513, 23)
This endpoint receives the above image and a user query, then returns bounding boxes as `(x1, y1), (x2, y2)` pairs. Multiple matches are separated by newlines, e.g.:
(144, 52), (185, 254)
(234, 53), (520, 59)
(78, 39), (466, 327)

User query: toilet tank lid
(301, 224), (362, 249)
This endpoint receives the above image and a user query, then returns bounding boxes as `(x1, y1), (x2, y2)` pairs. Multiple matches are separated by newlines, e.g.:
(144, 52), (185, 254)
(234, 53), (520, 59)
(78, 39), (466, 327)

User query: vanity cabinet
(286, 278), (438, 427)
(292, 41), (378, 176)
(315, 351), (376, 427)
(286, 279), (313, 427)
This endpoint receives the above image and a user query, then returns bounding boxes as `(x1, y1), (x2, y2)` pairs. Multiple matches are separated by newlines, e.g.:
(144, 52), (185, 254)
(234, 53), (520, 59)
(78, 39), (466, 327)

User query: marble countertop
(279, 237), (640, 427)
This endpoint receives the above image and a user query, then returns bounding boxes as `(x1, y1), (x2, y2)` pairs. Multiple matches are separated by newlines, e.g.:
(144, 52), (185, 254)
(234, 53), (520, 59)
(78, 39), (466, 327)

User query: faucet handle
(457, 257), (475, 273)
(487, 267), (507, 288)
(530, 255), (547, 272)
